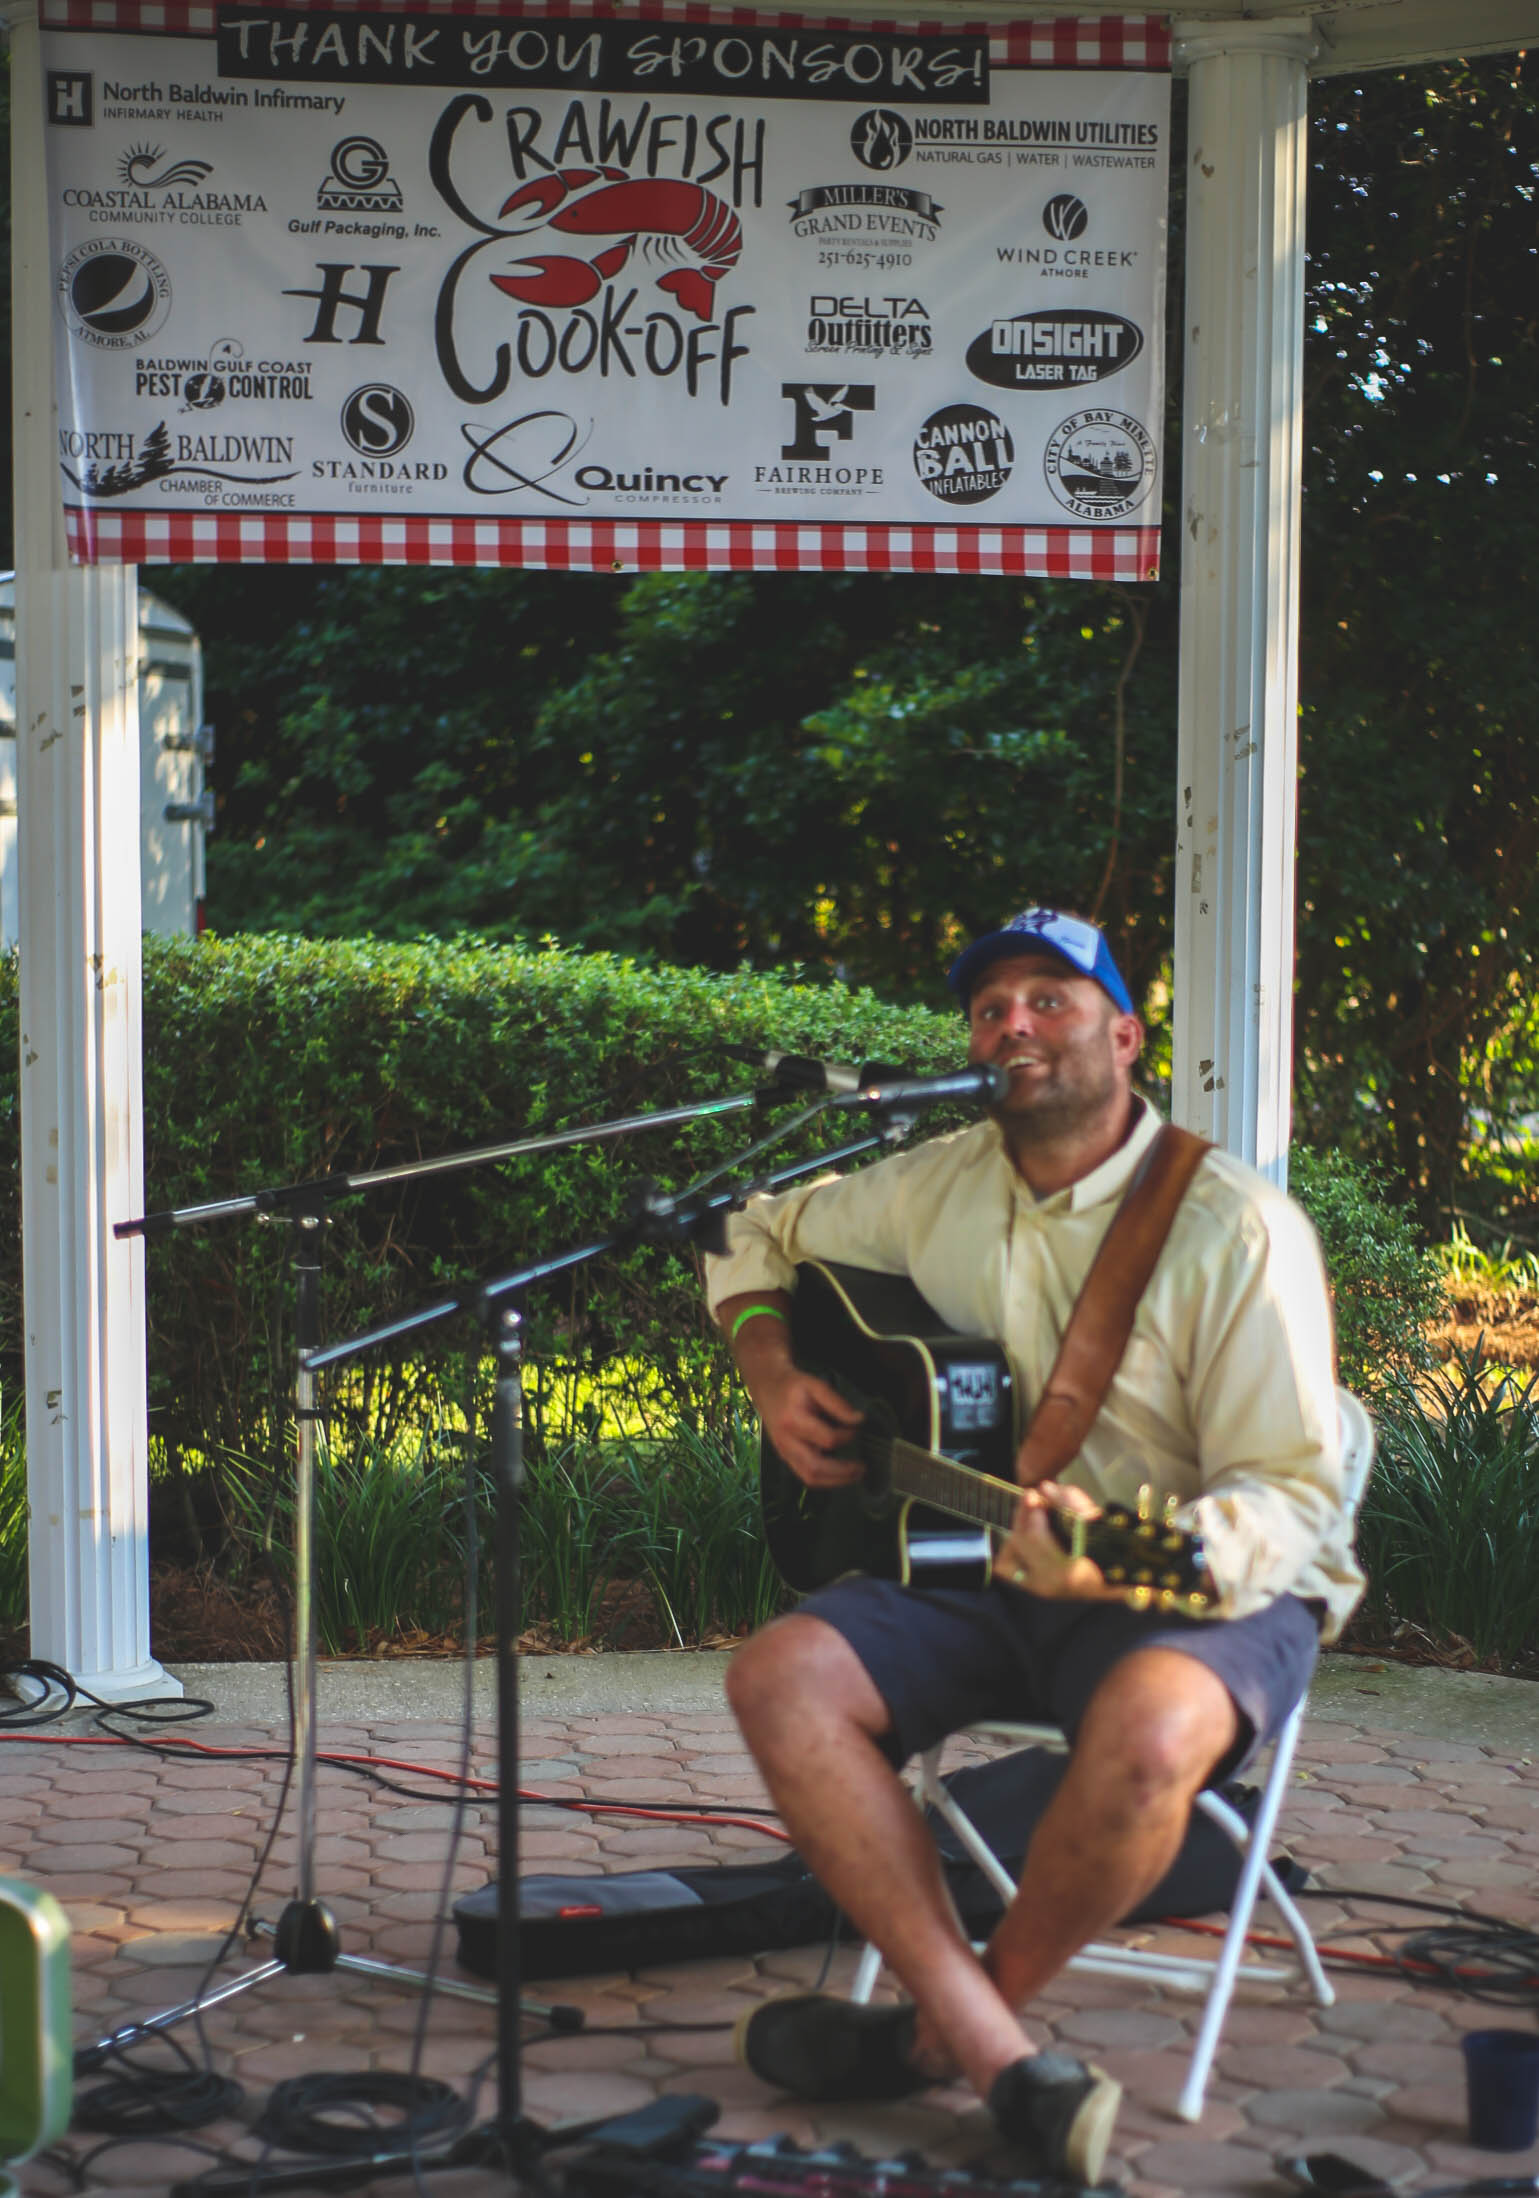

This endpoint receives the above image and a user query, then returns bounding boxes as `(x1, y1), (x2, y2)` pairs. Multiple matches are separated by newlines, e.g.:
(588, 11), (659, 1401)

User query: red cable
(0, 1728), (791, 1840)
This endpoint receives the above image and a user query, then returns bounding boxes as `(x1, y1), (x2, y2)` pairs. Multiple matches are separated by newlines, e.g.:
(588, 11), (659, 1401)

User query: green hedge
(0, 936), (1436, 1470)
(0, 936), (967, 1465)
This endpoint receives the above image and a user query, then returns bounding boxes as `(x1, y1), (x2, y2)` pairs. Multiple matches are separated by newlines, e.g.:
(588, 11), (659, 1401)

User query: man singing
(706, 907), (1363, 2185)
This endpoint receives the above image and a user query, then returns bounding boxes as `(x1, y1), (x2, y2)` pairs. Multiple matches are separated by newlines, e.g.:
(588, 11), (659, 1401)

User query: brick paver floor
(3, 1685), (1538, 2196)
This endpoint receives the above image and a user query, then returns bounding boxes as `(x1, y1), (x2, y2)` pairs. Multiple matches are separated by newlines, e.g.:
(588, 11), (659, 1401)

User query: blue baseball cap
(946, 907), (1135, 1016)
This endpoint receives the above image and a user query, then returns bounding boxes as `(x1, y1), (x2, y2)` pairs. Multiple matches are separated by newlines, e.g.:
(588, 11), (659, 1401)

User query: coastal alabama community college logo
(57, 239), (172, 348)
(1043, 409), (1156, 518)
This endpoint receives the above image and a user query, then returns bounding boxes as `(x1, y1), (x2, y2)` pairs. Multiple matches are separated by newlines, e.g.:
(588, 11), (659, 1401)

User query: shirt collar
(994, 1094), (1164, 1213)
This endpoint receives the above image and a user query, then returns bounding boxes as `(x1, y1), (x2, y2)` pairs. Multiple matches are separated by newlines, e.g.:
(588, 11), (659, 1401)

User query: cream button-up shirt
(706, 1096), (1366, 1641)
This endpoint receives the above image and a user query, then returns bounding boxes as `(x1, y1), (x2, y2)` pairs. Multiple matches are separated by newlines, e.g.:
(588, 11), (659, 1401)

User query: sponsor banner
(42, 4), (1170, 576)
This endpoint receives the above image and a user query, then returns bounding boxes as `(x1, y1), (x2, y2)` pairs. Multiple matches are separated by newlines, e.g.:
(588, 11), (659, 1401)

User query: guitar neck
(879, 1432), (1023, 1534)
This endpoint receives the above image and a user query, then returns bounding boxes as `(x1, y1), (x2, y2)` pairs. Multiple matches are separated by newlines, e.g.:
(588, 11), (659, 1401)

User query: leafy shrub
(0, 1397), (26, 1626)
(1289, 1145), (1443, 1400)
(0, 935), (967, 1481)
(1357, 1348), (1539, 1670)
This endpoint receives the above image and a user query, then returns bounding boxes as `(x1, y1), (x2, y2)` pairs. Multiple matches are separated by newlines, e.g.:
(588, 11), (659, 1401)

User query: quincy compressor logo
(57, 238), (171, 348)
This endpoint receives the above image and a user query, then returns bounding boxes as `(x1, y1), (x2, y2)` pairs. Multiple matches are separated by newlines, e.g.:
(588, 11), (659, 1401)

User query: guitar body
(760, 1260), (1016, 1594)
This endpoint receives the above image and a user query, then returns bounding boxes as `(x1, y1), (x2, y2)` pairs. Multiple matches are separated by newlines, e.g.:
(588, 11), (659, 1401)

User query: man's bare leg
(727, 1612), (1030, 2091)
(730, 1625), (1238, 2101)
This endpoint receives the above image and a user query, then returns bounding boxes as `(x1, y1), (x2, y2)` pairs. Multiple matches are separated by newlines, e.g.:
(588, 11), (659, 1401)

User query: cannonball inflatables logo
(1043, 193), (1089, 241)
(58, 239), (171, 349)
(1043, 409), (1156, 519)
(850, 109), (913, 170)
(914, 403), (1015, 507)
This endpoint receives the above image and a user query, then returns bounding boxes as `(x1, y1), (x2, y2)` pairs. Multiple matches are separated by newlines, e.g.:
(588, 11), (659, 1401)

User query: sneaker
(734, 1993), (930, 2103)
(987, 2052), (1122, 2185)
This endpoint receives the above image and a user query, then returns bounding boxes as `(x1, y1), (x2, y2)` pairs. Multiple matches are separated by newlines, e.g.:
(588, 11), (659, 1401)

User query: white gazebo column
(9, 0), (177, 1698)
(1171, 18), (1314, 1184)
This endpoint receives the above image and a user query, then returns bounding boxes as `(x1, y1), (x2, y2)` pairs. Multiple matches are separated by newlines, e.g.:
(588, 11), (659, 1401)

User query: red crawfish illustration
(492, 166), (742, 323)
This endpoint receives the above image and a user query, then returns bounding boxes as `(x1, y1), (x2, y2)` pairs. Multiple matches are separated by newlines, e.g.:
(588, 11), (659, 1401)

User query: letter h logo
(48, 72), (93, 126)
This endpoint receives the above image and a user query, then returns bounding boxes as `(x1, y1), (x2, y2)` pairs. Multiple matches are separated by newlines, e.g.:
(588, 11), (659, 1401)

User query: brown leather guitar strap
(1014, 1122), (1213, 1489)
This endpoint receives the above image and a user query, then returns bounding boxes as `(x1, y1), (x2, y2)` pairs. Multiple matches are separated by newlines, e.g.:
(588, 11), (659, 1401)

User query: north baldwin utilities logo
(57, 238), (172, 349)
(1043, 408), (1156, 519)
(913, 402), (1014, 506)
(850, 109), (913, 171)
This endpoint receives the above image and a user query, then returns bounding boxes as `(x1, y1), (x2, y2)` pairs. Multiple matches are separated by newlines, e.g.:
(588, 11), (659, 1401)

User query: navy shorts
(798, 1576), (1321, 1782)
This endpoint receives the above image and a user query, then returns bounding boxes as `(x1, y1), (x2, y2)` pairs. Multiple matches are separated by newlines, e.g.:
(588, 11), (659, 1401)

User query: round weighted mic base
(271, 1898), (341, 1974)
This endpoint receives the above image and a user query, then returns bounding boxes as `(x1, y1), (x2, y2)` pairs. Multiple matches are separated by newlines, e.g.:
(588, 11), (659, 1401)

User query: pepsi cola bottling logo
(914, 403), (1014, 506)
(57, 239), (171, 349)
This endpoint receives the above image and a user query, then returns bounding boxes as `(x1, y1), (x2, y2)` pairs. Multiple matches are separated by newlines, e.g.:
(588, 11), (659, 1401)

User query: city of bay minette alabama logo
(914, 403), (1014, 507)
(1043, 409), (1156, 519)
(58, 239), (172, 349)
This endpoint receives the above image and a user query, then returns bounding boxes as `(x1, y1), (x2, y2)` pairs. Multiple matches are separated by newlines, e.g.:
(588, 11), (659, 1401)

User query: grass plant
(0, 1399), (27, 1625)
(1433, 1221), (1539, 1294)
(1357, 1344), (1539, 1670)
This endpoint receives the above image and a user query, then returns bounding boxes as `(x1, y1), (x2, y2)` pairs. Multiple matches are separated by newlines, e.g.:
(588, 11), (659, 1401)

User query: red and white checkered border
(40, 2), (1171, 70)
(65, 508), (1162, 576)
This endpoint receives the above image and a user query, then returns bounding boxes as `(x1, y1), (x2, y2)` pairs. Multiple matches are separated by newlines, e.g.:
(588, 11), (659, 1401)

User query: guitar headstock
(1062, 1496), (1213, 1616)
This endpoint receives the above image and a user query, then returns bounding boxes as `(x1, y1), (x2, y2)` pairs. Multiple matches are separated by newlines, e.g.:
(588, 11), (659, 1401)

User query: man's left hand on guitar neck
(997, 1480), (1126, 1604)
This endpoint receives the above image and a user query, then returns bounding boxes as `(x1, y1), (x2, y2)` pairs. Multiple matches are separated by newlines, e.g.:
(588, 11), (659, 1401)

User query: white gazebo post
(8, 0), (178, 1699)
(1171, 17), (1315, 1184)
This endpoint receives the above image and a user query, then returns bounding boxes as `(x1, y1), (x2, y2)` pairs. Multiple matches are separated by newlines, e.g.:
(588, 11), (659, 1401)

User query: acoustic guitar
(758, 1258), (1212, 1614)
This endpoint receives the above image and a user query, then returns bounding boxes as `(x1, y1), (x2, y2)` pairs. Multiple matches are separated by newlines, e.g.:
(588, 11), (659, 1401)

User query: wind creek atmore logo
(967, 309), (1142, 392)
(914, 403), (1014, 506)
(57, 239), (172, 348)
(1043, 408), (1156, 519)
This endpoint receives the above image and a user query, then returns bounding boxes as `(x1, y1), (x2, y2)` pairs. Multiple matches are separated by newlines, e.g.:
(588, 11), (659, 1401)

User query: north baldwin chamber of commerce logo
(1043, 408), (1156, 519)
(966, 309), (1143, 393)
(58, 419), (300, 498)
(57, 239), (172, 349)
(851, 109), (913, 171)
(914, 403), (1014, 506)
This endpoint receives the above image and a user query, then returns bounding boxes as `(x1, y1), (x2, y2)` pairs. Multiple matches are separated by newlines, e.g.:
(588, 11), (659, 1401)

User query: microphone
(831, 1063), (1009, 1111)
(723, 1045), (907, 1095)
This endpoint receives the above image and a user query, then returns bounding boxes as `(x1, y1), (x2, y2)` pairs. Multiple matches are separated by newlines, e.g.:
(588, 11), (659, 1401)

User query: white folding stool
(851, 1387), (1375, 2123)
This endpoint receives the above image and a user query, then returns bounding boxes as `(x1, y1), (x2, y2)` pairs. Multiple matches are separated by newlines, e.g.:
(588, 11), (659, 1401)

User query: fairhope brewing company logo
(914, 402), (1014, 506)
(966, 309), (1143, 392)
(58, 418), (300, 499)
(1043, 408), (1156, 519)
(756, 383), (882, 492)
(57, 240), (172, 349)
(60, 145), (269, 226)
(341, 383), (414, 457)
(851, 110), (913, 171)
(807, 294), (931, 359)
(134, 336), (314, 409)
(317, 137), (403, 215)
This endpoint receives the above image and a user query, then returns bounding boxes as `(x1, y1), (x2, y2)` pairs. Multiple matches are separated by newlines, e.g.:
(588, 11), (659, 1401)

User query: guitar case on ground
(453, 1747), (1307, 1981)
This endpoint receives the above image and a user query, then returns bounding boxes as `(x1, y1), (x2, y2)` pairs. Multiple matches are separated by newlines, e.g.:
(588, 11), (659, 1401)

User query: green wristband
(730, 1302), (789, 1343)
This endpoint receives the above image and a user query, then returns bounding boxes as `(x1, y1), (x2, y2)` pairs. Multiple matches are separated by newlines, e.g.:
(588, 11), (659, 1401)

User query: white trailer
(1, 575), (210, 945)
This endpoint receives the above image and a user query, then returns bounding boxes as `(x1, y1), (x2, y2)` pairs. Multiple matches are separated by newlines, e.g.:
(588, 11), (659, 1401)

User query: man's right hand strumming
(717, 1289), (866, 1488)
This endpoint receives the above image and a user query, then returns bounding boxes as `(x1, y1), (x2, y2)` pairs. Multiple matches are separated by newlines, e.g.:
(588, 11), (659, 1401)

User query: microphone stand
(271, 1104), (912, 2191)
(91, 1087), (773, 2072)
